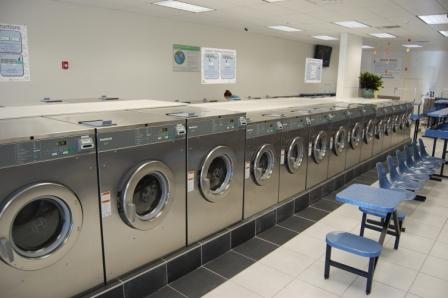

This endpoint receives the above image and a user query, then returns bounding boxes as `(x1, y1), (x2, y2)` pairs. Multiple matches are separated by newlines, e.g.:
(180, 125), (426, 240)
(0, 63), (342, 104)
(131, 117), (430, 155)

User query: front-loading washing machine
(301, 106), (332, 189)
(372, 103), (389, 156)
(0, 117), (103, 297)
(382, 105), (395, 150)
(242, 112), (282, 218)
(138, 106), (246, 245)
(326, 106), (350, 178)
(48, 111), (187, 282)
(278, 110), (310, 202)
(402, 102), (413, 142)
(359, 105), (376, 162)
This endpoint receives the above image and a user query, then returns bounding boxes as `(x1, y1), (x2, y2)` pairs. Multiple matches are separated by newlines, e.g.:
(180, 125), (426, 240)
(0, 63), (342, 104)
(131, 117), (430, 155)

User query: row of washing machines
(0, 98), (412, 297)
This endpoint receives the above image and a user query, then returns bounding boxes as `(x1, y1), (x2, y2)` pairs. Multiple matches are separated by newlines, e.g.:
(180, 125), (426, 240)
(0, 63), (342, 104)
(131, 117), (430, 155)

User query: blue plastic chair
(404, 145), (434, 175)
(418, 138), (445, 166)
(375, 162), (417, 199)
(386, 155), (423, 191)
(412, 142), (439, 169)
(396, 150), (430, 181)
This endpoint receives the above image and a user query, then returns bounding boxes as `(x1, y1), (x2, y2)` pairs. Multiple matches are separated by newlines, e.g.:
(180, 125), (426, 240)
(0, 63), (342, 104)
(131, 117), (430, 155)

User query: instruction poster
(373, 57), (402, 80)
(304, 58), (322, 83)
(173, 44), (200, 72)
(0, 23), (30, 81)
(201, 47), (236, 84)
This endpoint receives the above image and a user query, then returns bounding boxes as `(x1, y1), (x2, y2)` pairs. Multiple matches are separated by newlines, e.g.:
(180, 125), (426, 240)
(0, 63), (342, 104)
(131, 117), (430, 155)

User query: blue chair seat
(359, 207), (406, 220)
(326, 231), (382, 258)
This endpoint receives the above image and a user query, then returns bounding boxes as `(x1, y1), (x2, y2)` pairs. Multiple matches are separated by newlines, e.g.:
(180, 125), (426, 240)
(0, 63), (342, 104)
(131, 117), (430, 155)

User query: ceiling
(56, 0), (448, 50)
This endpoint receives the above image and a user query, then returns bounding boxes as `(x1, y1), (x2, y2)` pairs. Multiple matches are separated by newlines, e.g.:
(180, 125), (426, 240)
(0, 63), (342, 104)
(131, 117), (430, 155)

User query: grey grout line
(272, 223), (301, 234)
(254, 236), (281, 247)
(202, 266), (229, 281)
(167, 284), (189, 298)
(230, 248), (258, 262)
(292, 214), (317, 222)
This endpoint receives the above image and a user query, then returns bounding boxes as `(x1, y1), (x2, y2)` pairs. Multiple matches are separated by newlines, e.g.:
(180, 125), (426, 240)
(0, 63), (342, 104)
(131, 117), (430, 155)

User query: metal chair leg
(366, 257), (376, 295)
(324, 244), (331, 279)
(360, 213), (367, 237)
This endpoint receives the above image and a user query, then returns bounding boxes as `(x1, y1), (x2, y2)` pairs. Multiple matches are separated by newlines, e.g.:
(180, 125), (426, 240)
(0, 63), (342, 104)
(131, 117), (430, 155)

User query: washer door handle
(126, 203), (136, 223)
(0, 238), (14, 263)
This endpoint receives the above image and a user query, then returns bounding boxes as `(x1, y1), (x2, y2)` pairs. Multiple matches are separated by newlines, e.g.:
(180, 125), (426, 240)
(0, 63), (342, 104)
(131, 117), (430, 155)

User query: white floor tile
(385, 232), (435, 254)
(430, 241), (448, 261)
(301, 223), (336, 241)
(421, 256), (448, 281)
(258, 247), (314, 277)
(232, 262), (294, 298)
(203, 281), (262, 298)
(298, 260), (356, 296)
(404, 218), (442, 240)
(282, 234), (326, 259)
(436, 230), (448, 244)
(319, 216), (359, 231)
(410, 273), (448, 298)
(380, 246), (426, 270)
(274, 279), (338, 298)
(342, 277), (406, 298)
(373, 260), (418, 291)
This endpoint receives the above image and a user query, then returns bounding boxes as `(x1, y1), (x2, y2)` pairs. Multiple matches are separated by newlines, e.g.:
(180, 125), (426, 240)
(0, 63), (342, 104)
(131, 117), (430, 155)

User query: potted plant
(359, 72), (383, 98)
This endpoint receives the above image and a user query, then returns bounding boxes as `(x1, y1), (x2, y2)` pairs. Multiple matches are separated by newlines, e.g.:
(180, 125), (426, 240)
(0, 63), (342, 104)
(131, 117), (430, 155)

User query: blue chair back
(418, 138), (429, 157)
(376, 162), (392, 189)
(396, 150), (410, 173)
(386, 155), (401, 182)
(412, 142), (423, 162)
(405, 145), (416, 167)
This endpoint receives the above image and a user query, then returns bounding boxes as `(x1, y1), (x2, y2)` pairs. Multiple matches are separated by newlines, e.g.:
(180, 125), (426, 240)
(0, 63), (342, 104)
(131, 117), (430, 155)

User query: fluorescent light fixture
(268, 25), (302, 32)
(334, 21), (369, 28)
(403, 44), (422, 48)
(440, 30), (448, 37)
(369, 32), (396, 38)
(312, 35), (338, 40)
(153, 1), (214, 13)
(263, 0), (286, 2)
(362, 45), (374, 49)
(418, 14), (448, 25)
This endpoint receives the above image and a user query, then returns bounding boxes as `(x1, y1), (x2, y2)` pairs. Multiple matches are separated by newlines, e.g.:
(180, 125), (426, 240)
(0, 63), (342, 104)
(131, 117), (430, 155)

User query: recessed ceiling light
(312, 35), (338, 40)
(153, 1), (214, 13)
(362, 45), (374, 49)
(369, 33), (396, 38)
(403, 44), (422, 48)
(268, 25), (302, 32)
(333, 21), (369, 28)
(418, 14), (448, 25)
(440, 31), (448, 37)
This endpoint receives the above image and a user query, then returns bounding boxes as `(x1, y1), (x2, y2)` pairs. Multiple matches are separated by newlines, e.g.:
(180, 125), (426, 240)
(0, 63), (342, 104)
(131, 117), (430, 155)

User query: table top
(427, 107), (448, 118)
(424, 127), (448, 139)
(336, 184), (407, 213)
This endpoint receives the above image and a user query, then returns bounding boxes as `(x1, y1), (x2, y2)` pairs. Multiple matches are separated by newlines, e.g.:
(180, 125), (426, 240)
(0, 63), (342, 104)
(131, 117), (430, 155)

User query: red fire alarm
(61, 60), (69, 70)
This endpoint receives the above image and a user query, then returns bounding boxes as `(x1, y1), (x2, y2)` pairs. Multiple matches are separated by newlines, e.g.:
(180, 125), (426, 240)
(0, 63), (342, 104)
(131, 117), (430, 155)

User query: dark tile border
(84, 141), (408, 298)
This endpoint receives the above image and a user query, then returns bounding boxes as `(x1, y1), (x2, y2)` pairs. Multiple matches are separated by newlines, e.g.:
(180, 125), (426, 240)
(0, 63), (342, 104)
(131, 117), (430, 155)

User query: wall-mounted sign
(201, 47), (236, 84)
(373, 57), (402, 80)
(0, 23), (30, 82)
(173, 44), (200, 72)
(304, 58), (322, 83)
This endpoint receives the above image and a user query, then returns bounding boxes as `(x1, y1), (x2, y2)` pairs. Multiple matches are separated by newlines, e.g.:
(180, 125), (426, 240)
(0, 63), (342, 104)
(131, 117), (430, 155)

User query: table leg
(413, 119), (420, 142)
(392, 211), (401, 250)
(441, 140), (447, 177)
(379, 212), (392, 245)
(432, 138), (438, 157)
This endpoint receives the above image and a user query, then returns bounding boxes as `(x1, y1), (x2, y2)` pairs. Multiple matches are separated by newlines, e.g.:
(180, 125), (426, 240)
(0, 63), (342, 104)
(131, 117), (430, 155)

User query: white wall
(336, 33), (362, 98)
(0, 0), (339, 106)
(361, 49), (448, 100)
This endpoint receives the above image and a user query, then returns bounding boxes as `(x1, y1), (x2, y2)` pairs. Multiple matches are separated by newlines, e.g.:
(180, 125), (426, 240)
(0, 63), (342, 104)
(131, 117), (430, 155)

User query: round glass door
(350, 123), (362, 149)
(392, 115), (399, 132)
(313, 131), (329, 164)
(364, 120), (374, 144)
(120, 161), (174, 230)
(375, 120), (384, 139)
(253, 144), (275, 186)
(286, 137), (304, 174)
(405, 113), (411, 127)
(333, 126), (347, 155)
(200, 146), (235, 202)
(0, 183), (82, 270)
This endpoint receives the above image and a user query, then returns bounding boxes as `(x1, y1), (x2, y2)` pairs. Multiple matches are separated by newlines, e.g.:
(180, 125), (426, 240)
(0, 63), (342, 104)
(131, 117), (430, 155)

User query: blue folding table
(425, 108), (448, 178)
(336, 184), (408, 246)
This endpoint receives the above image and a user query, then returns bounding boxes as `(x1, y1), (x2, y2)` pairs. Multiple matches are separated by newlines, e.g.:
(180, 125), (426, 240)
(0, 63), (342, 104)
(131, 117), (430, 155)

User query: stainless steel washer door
(393, 115), (400, 132)
(286, 137), (304, 173)
(252, 144), (275, 186)
(200, 146), (235, 202)
(0, 183), (82, 271)
(350, 122), (362, 149)
(375, 120), (384, 139)
(333, 126), (347, 155)
(364, 120), (374, 144)
(385, 117), (392, 136)
(313, 131), (329, 164)
(120, 161), (174, 231)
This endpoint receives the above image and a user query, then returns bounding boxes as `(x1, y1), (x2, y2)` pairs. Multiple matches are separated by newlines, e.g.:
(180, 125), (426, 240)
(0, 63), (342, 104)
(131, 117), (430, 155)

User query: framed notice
(304, 58), (323, 83)
(373, 57), (402, 80)
(201, 47), (236, 84)
(173, 44), (200, 72)
(0, 23), (30, 82)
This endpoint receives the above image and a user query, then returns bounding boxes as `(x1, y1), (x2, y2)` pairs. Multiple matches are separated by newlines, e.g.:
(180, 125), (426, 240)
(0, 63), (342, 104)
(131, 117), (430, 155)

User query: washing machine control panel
(0, 134), (96, 169)
(176, 124), (186, 136)
(283, 116), (308, 131)
(247, 120), (283, 139)
(188, 115), (245, 137)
